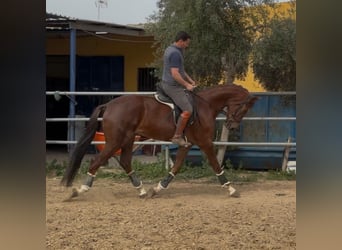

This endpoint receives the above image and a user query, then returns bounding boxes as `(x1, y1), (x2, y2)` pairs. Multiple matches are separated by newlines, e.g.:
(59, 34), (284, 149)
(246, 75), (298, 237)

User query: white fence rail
(46, 91), (296, 148)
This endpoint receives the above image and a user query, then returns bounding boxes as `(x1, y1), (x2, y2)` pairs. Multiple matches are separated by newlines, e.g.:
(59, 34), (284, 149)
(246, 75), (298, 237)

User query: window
(137, 68), (158, 91)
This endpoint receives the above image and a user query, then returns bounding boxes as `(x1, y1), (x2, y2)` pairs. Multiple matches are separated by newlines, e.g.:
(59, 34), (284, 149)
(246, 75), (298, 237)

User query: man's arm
(170, 68), (195, 91)
(184, 72), (196, 85)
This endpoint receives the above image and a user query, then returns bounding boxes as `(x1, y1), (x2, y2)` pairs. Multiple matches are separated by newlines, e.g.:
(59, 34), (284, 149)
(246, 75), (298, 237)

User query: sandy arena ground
(46, 176), (296, 249)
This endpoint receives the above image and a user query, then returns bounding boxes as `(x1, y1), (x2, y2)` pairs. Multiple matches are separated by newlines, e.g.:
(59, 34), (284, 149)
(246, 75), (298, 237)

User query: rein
(190, 89), (252, 129)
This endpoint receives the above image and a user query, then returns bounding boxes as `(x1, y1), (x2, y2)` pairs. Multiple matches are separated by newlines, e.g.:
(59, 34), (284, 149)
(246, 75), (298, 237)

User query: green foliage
(46, 159), (92, 178)
(252, 13), (296, 91)
(46, 157), (295, 182)
(266, 169), (296, 180)
(145, 0), (273, 85)
(222, 159), (261, 182)
(46, 159), (66, 177)
(132, 160), (168, 180)
(176, 159), (217, 180)
(226, 167), (260, 182)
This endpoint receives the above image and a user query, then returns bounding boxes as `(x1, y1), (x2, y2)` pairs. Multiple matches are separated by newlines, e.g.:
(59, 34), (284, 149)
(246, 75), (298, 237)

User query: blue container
(168, 146), (296, 170)
(168, 94), (296, 170)
(224, 147), (296, 170)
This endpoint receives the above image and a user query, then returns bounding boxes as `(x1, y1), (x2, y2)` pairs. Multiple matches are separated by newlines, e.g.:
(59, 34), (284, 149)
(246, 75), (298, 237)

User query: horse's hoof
(230, 190), (240, 198)
(229, 187), (240, 198)
(63, 188), (79, 202)
(147, 187), (158, 198)
(139, 190), (147, 198)
(139, 193), (147, 198)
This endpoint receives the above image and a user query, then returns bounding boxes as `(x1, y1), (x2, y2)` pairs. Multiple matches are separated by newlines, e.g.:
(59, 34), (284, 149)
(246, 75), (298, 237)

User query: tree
(251, 3), (296, 91)
(144, 0), (275, 165)
(145, 0), (274, 86)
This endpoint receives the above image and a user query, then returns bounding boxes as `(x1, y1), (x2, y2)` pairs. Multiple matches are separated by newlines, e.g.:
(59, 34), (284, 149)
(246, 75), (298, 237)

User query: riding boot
(171, 111), (192, 147)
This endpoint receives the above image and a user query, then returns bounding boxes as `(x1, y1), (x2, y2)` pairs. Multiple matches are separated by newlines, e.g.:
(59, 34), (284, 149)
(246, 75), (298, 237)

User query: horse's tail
(61, 104), (107, 187)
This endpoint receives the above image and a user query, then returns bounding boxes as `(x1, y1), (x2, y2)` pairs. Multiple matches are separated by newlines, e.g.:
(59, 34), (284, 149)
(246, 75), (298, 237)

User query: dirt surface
(46, 177), (296, 249)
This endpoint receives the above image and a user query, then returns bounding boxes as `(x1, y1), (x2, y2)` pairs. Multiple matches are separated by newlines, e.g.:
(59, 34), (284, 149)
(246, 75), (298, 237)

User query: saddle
(154, 82), (195, 125)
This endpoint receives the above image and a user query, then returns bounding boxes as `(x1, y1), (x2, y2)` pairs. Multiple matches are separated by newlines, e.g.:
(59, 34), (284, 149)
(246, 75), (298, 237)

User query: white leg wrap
(78, 184), (90, 193)
(228, 185), (237, 196)
(216, 170), (225, 176)
(87, 172), (96, 177)
(221, 181), (231, 188)
(138, 187), (147, 197)
(134, 181), (143, 189)
(127, 170), (134, 176)
(135, 181), (146, 197)
(219, 180), (239, 197)
(154, 181), (165, 193)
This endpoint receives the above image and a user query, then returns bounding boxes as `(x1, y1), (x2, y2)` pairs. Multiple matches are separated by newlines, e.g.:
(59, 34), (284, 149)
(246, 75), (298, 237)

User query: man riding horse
(160, 31), (196, 147)
(61, 31), (258, 200)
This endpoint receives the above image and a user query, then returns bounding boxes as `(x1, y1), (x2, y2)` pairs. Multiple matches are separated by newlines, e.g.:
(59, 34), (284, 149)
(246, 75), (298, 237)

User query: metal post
(165, 146), (169, 170)
(68, 28), (76, 152)
(266, 95), (270, 143)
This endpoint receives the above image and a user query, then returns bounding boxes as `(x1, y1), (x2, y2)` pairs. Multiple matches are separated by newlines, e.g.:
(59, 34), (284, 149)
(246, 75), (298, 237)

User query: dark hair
(174, 31), (191, 42)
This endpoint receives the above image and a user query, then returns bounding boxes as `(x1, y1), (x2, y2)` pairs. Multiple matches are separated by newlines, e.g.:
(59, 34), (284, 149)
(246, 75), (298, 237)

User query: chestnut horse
(61, 83), (258, 199)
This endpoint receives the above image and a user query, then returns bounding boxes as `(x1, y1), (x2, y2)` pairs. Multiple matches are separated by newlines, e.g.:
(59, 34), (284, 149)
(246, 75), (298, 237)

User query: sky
(46, 0), (159, 25)
(46, 0), (289, 26)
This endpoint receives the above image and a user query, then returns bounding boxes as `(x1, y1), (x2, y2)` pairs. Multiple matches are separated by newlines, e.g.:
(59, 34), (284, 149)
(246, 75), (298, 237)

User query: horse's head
(225, 94), (258, 130)
(196, 83), (258, 129)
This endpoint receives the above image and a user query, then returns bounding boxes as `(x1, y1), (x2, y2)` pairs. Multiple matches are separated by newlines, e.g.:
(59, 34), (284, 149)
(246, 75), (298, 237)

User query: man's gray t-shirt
(160, 44), (193, 113)
(162, 45), (186, 84)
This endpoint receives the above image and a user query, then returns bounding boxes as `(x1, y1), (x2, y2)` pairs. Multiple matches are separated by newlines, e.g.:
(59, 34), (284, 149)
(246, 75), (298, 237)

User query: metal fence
(46, 91), (296, 169)
(46, 90), (296, 147)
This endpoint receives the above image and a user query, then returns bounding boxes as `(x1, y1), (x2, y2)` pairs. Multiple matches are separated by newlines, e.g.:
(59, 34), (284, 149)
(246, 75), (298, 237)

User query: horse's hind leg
(118, 142), (147, 198)
(69, 145), (116, 199)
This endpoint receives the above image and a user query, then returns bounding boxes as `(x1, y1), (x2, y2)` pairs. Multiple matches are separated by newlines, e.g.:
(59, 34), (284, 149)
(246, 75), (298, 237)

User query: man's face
(181, 39), (190, 49)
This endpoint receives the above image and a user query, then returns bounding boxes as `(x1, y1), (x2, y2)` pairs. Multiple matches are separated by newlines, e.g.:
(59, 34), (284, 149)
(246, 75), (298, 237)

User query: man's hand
(186, 83), (196, 91)
(171, 68), (197, 91)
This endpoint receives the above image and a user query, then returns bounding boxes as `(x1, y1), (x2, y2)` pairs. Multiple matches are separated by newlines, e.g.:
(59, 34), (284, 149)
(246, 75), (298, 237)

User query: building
(46, 13), (158, 144)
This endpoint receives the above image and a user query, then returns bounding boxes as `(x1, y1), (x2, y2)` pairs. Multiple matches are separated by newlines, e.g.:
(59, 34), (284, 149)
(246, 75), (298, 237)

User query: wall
(46, 33), (155, 91)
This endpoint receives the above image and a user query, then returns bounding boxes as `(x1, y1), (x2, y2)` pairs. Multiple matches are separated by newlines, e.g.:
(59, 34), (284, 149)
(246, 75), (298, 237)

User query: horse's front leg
(148, 146), (191, 197)
(200, 142), (239, 197)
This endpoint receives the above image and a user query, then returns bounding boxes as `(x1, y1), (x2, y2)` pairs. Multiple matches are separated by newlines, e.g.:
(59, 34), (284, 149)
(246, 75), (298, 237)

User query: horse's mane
(197, 83), (249, 96)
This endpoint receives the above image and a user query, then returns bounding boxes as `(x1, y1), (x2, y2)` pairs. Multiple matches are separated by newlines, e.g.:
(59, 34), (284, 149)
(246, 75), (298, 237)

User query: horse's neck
(199, 85), (240, 111)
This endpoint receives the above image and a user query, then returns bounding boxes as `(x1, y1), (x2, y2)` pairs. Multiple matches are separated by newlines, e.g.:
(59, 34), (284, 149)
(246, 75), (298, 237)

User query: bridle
(223, 95), (253, 129)
(189, 89), (254, 129)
